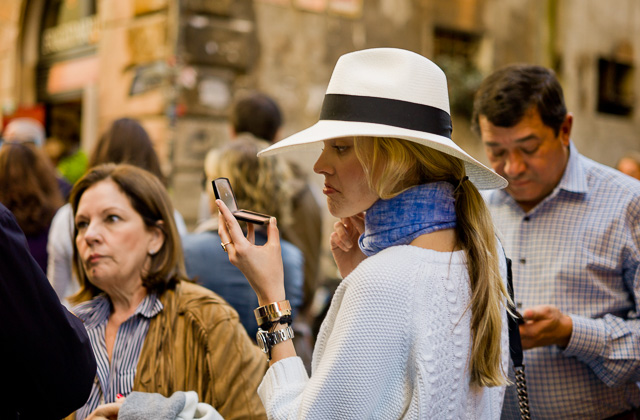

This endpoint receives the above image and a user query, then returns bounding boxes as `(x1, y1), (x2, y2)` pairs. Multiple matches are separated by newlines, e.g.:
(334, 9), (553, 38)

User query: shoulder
(182, 231), (219, 250)
(582, 155), (640, 196)
(581, 156), (640, 212)
(344, 246), (460, 299)
(170, 281), (241, 326)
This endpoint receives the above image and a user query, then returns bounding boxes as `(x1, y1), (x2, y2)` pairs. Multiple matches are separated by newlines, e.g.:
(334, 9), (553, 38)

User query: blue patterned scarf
(358, 182), (457, 256)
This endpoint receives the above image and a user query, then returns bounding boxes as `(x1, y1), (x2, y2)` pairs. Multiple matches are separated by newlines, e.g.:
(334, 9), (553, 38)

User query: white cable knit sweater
(258, 245), (508, 419)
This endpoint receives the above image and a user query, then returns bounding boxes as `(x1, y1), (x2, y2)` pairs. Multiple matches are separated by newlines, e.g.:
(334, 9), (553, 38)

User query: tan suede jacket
(132, 281), (267, 419)
(66, 281), (267, 420)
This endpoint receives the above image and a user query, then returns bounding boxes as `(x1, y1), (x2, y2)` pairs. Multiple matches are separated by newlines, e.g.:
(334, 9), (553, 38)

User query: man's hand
(519, 304), (573, 350)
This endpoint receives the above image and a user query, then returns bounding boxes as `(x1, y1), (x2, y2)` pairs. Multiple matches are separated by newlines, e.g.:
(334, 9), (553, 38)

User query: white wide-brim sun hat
(258, 48), (507, 190)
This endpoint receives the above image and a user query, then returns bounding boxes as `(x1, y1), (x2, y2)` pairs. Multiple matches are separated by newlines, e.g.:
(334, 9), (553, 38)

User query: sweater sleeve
(258, 255), (413, 419)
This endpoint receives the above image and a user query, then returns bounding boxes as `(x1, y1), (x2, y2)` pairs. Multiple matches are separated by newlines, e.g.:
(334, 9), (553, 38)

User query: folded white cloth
(119, 391), (223, 420)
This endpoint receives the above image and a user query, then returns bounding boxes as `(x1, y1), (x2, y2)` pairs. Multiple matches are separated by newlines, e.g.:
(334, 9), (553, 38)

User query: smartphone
(212, 177), (272, 225)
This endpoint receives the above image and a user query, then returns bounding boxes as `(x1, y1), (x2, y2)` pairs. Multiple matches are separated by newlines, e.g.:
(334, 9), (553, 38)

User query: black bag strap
(505, 257), (524, 367)
(503, 251), (531, 420)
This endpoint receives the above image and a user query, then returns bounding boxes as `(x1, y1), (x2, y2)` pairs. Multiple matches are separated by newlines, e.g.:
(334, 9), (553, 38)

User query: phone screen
(212, 178), (272, 225)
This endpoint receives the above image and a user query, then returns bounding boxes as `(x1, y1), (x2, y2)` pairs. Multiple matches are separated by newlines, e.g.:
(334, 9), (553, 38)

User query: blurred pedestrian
(616, 151), (640, 180)
(0, 142), (64, 272)
(3, 117), (72, 199)
(183, 137), (304, 338)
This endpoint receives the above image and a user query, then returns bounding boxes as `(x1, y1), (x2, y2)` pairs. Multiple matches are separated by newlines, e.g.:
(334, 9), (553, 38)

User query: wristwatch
(256, 326), (295, 361)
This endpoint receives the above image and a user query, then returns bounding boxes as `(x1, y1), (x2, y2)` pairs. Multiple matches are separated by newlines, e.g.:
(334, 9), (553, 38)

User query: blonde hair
(204, 137), (296, 228)
(354, 136), (509, 387)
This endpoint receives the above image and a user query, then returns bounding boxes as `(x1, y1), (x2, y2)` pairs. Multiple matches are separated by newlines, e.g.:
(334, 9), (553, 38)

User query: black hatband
(319, 93), (452, 138)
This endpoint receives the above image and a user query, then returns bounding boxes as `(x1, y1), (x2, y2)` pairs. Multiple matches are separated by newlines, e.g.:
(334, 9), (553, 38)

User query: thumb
(522, 306), (548, 321)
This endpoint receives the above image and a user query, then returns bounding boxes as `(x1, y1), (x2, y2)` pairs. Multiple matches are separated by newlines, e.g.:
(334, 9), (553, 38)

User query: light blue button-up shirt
(485, 143), (640, 419)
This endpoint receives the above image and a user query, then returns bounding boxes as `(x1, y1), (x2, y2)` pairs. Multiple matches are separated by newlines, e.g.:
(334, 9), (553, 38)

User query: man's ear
(559, 113), (573, 146)
(148, 221), (166, 255)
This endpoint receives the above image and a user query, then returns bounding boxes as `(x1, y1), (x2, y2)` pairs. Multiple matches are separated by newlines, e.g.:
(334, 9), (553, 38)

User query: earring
(149, 249), (158, 256)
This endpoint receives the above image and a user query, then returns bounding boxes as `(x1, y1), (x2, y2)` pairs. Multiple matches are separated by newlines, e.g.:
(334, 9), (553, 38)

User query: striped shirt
(484, 142), (640, 419)
(73, 292), (163, 420)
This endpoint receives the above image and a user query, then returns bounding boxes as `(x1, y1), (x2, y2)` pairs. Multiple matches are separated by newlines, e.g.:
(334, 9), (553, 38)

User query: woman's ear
(147, 221), (166, 255)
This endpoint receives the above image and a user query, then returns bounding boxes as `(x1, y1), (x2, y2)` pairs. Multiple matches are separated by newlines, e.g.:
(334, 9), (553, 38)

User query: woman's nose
(313, 148), (331, 175)
(83, 221), (102, 244)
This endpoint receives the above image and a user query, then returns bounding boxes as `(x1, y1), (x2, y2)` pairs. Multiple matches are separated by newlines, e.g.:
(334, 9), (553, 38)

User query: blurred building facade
(1, 0), (639, 226)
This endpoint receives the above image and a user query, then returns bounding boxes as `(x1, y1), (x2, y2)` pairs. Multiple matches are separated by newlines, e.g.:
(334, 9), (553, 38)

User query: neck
(108, 283), (147, 318)
(410, 228), (459, 252)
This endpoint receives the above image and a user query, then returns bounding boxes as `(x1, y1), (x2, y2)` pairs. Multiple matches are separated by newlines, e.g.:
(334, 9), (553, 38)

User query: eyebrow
(75, 206), (125, 219)
(483, 134), (539, 147)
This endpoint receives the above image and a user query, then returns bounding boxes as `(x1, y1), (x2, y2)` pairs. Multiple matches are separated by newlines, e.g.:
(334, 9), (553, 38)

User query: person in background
(2, 117), (72, 199)
(69, 164), (266, 420)
(472, 64), (640, 419)
(0, 201), (96, 419)
(616, 151), (640, 181)
(217, 48), (510, 418)
(48, 118), (188, 303)
(0, 142), (64, 272)
(198, 93), (324, 321)
(230, 92), (324, 318)
(183, 138), (304, 338)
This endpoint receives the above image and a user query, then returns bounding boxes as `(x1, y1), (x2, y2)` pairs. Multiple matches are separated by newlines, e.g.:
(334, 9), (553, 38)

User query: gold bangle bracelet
(254, 300), (291, 326)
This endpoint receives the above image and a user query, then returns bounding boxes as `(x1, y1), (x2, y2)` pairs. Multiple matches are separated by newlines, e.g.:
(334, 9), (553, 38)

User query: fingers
(216, 199), (245, 245)
(246, 221), (255, 245)
(87, 402), (122, 420)
(331, 220), (355, 252)
(265, 217), (280, 247)
(522, 305), (552, 322)
(350, 213), (366, 234)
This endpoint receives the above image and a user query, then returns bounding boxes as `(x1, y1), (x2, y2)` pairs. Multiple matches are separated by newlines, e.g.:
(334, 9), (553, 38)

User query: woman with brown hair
(0, 142), (63, 272)
(48, 118), (187, 302)
(69, 163), (266, 419)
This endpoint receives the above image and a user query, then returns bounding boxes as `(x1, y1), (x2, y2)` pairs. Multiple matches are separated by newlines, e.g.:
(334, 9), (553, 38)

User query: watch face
(256, 330), (269, 354)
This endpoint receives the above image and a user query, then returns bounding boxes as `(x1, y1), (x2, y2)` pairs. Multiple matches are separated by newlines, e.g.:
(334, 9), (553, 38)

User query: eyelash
(75, 214), (121, 230)
(106, 215), (120, 223)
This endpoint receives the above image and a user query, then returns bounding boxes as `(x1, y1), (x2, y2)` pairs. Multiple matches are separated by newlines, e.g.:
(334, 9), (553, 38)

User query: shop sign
(41, 15), (99, 56)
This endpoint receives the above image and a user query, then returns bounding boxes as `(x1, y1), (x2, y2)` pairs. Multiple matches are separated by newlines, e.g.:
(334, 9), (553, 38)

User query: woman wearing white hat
(218, 48), (511, 419)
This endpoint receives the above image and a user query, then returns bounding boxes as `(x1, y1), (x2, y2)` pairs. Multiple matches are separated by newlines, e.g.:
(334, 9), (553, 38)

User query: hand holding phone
(212, 177), (272, 225)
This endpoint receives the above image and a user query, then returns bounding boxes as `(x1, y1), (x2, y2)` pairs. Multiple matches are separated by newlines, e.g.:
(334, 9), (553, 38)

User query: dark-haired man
(473, 64), (640, 419)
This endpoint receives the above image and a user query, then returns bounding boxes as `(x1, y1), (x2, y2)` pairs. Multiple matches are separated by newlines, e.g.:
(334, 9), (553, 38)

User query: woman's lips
(323, 184), (338, 195)
(87, 254), (104, 264)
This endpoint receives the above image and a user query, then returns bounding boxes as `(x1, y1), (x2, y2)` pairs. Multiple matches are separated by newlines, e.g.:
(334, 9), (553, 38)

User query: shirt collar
(555, 141), (588, 194)
(73, 291), (164, 329)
